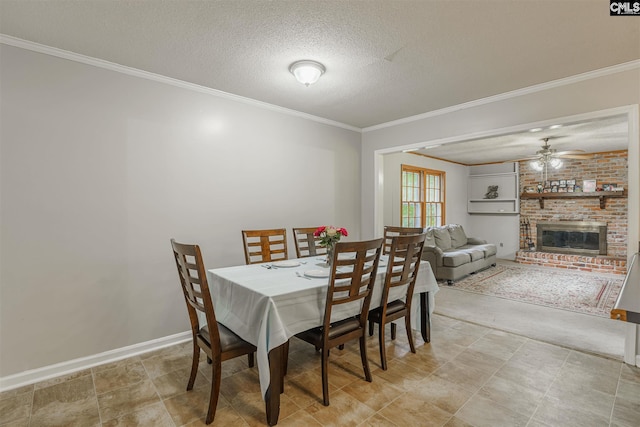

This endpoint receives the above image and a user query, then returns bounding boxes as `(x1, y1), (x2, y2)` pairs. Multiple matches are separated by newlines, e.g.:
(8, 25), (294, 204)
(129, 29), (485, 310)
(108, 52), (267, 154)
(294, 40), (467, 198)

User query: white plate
(304, 269), (330, 278)
(272, 260), (301, 268)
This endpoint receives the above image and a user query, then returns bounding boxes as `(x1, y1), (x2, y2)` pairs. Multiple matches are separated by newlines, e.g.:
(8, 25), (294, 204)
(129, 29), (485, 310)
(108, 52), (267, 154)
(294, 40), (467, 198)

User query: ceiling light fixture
(289, 60), (325, 86)
(529, 128), (543, 132)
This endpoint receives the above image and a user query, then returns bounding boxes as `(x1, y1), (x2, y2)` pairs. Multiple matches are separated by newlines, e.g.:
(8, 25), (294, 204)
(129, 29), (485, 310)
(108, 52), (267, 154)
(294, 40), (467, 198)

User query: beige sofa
(422, 224), (497, 285)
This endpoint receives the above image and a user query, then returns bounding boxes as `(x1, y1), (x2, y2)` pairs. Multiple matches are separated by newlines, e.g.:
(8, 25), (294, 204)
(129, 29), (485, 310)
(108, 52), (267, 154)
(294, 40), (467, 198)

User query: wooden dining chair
(292, 227), (327, 258)
(383, 225), (424, 255)
(368, 233), (426, 370)
(171, 239), (256, 424)
(241, 228), (288, 264)
(294, 238), (384, 406)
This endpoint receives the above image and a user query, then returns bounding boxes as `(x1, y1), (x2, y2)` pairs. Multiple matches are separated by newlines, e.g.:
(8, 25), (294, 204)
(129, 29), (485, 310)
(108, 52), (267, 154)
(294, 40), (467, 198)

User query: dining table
(206, 255), (439, 425)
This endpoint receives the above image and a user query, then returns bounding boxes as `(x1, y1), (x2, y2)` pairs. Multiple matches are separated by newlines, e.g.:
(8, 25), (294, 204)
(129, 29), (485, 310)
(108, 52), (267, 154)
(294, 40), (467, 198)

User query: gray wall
(0, 45), (361, 377)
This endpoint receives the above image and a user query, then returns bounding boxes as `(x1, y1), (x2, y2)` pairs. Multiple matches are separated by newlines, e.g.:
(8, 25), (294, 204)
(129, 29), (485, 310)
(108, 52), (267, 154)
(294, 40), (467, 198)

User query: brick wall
(515, 251), (627, 274)
(518, 151), (628, 260)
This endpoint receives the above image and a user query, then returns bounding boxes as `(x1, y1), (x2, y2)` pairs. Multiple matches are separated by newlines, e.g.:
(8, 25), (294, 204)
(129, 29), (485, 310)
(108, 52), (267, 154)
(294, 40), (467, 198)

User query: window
(401, 165), (445, 228)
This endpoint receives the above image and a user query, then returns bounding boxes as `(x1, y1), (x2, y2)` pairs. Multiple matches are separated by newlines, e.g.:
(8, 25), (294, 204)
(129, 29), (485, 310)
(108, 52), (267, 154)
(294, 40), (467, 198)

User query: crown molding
(363, 60), (640, 133)
(0, 34), (361, 133)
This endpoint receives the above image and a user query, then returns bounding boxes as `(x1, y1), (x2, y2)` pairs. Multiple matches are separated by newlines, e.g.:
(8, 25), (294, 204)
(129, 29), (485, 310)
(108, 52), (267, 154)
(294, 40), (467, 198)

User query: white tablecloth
(206, 256), (439, 397)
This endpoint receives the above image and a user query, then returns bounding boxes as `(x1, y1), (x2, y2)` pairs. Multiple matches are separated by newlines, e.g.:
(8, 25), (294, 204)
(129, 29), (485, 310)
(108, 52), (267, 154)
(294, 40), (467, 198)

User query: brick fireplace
(516, 151), (628, 275)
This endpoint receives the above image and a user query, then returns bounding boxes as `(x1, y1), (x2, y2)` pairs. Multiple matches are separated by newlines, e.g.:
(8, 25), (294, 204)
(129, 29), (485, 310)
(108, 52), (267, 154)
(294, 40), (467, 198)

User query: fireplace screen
(536, 221), (607, 256)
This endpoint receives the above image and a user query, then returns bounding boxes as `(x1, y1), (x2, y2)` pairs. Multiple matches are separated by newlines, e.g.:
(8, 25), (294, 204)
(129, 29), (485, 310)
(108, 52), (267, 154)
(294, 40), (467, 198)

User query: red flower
(313, 226), (326, 237)
(338, 228), (348, 237)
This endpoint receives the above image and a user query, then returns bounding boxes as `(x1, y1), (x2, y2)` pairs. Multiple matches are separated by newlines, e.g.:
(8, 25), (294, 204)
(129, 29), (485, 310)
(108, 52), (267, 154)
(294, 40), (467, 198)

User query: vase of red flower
(314, 226), (348, 267)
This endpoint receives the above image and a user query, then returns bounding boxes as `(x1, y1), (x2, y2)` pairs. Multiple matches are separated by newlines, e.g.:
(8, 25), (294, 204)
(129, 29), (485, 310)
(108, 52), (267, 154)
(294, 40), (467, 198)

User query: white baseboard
(0, 331), (192, 392)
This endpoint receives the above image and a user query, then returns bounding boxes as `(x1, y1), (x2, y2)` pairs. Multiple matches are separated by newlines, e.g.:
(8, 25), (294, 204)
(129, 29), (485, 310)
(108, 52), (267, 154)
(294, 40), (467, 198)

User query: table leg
(265, 343), (283, 426)
(420, 292), (431, 343)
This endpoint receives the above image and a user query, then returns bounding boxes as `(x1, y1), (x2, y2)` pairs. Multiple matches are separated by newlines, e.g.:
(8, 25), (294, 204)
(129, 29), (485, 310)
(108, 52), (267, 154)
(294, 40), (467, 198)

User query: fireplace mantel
(520, 190), (627, 209)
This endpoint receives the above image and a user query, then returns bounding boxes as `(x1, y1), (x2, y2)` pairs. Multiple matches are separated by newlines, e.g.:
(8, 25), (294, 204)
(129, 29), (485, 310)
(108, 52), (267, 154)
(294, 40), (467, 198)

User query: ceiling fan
(520, 138), (593, 171)
(518, 138), (594, 179)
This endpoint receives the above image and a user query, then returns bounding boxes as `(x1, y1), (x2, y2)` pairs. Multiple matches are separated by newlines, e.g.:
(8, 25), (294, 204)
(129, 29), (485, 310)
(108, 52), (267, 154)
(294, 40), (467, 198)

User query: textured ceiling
(1, 1), (638, 165)
(1, 0), (639, 131)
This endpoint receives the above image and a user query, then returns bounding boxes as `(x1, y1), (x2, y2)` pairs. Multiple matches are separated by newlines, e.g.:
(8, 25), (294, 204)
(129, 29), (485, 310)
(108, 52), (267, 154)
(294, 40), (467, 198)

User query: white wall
(466, 215), (520, 260)
(381, 152), (468, 229)
(0, 45), (361, 378)
(361, 67), (640, 267)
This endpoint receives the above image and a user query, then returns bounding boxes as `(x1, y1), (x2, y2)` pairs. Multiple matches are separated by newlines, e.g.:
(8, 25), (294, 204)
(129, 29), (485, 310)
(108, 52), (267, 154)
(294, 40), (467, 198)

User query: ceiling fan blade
(557, 154), (594, 159)
(501, 156), (539, 162)
(554, 150), (585, 155)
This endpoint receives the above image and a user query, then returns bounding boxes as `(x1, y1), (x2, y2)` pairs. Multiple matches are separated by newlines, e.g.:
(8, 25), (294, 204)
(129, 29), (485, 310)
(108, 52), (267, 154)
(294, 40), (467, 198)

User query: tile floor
(2, 314), (639, 427)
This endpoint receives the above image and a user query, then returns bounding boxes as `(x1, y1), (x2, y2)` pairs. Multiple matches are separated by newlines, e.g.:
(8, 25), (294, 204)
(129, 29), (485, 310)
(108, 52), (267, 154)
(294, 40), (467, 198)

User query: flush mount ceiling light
(289, 60), (325, 86)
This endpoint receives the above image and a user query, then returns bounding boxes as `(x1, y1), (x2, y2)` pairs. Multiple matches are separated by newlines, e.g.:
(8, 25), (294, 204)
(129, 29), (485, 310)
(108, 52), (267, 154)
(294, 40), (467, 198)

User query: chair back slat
(293, 227), (327, 258)
(381, 233), (427, 309)
(323, 238), (383, 327)
(171, 239), (221, 350)
(242, 228), (288, 264)
(383, 225), (424, 255)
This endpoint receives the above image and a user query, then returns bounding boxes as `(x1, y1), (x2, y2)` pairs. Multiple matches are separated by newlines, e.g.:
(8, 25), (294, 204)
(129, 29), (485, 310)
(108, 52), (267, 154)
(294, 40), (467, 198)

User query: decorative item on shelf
(484, 185), (499, 199)
(537, 183), (544, 193)
(524, 186), (536, 193)
(313, 226), (348, 267)
(583, 179), (597, 193)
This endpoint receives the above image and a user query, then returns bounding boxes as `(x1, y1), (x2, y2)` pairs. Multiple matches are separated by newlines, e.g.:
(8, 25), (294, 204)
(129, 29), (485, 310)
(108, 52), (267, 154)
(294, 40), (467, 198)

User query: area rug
(448, 264), (623, 317)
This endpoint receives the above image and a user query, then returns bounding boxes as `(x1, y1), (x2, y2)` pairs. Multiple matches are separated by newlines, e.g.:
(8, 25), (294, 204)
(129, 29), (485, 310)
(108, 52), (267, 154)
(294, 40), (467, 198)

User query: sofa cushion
(447, 224), (468, 248)
(432, 227), (452, 250)
(424, 228), (436, 247)
(476, 244), (497, 257)
(457, 246), (485, 262)
(441, 250), (471, 267)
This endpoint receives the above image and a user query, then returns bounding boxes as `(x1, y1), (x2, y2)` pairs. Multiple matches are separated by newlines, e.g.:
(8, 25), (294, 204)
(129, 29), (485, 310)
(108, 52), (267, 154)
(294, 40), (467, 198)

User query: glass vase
(326, 243), (334, 268)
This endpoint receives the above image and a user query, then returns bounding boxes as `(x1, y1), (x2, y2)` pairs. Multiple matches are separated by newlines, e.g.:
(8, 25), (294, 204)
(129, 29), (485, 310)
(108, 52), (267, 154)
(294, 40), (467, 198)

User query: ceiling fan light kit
(531, 157), (563, 171)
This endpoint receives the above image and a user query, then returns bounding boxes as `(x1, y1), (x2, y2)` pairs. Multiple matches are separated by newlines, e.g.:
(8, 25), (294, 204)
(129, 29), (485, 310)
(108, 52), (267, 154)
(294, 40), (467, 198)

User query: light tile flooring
(2, 314), (640, 427)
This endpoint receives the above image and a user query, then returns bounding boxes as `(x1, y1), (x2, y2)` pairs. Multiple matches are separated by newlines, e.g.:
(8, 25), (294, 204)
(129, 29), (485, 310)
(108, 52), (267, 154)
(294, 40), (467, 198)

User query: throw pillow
(424, 228), (436, 247)
(432, 227), (452, 250)
(448, 224), (468, 248)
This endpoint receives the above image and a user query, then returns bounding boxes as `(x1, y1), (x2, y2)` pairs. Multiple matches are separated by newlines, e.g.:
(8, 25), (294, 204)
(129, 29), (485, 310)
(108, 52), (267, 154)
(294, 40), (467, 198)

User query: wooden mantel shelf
(520, 190), (627, 209)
